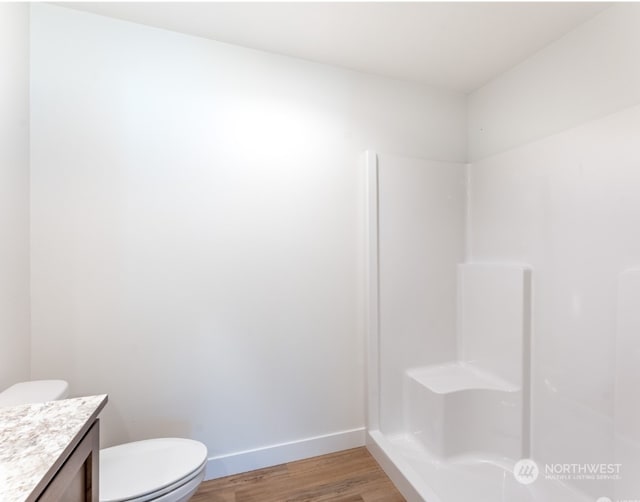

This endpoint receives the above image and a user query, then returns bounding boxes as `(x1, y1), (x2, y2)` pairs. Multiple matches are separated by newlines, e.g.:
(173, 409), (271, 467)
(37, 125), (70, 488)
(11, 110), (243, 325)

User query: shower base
(367, 430), (592, 502)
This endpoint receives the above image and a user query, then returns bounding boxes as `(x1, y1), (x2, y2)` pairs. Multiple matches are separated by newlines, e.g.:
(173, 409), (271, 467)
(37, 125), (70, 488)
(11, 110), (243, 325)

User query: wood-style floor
(190, 447), (406, 502)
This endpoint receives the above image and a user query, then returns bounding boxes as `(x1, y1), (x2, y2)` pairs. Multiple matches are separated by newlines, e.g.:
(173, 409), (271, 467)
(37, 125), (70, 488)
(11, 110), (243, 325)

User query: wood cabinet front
(37, 420), (99, 502)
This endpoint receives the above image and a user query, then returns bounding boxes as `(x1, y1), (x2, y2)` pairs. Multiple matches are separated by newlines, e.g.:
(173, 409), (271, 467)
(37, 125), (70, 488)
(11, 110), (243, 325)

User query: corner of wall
(0, 2), (31, 389)
(466, 4), (640, 162)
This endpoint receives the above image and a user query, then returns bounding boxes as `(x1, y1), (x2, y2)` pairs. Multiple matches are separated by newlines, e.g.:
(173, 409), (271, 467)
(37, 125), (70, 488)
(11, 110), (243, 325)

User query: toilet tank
(0, 380), (69, 408)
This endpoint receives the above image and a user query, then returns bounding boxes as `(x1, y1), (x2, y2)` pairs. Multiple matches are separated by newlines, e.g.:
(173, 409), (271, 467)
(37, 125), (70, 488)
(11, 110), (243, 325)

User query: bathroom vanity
(0, 394), (107, 502)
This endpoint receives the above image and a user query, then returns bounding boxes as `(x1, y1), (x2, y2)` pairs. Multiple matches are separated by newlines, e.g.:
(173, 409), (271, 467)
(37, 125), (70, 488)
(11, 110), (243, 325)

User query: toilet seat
(100, 438), (208, 502)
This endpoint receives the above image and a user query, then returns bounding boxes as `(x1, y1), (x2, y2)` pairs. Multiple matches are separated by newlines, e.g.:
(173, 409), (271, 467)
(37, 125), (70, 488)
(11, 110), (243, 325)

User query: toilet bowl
(100, 438), (207, 502)
(0, 380), (208, 502)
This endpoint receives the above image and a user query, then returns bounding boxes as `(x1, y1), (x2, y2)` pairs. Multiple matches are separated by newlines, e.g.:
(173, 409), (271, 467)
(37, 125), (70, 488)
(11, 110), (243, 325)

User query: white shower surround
(365, 103), (640, 502)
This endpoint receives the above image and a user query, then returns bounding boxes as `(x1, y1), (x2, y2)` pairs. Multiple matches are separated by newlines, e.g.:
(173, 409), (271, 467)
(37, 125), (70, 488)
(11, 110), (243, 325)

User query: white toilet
(0, 380), (208, 502)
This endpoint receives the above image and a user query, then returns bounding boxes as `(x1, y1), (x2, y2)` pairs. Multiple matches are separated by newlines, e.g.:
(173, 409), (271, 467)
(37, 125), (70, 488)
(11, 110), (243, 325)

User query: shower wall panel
(375, 153), (466, 435)
(469, 102), (640, 498)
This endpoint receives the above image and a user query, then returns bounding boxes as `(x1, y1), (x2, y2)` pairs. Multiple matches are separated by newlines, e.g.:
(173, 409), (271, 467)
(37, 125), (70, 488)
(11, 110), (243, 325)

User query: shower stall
(362, 148), (640, 502)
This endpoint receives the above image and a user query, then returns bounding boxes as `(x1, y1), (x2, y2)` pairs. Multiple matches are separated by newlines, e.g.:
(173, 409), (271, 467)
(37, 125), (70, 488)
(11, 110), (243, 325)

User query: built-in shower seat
(406, 362), (521, 459)
(408, 361), (518, 394)
(405, 263), (531, 461)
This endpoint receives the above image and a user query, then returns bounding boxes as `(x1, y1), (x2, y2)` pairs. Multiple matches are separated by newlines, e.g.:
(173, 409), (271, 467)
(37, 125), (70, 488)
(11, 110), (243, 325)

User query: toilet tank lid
(0, 380), (70, 408)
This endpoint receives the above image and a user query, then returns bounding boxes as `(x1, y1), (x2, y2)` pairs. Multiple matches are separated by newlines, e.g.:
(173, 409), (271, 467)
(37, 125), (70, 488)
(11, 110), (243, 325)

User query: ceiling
(59, 2), (611, 93)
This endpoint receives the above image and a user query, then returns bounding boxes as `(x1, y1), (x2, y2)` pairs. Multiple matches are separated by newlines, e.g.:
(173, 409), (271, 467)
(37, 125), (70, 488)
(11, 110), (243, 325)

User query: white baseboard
(204, 427), (366, 480)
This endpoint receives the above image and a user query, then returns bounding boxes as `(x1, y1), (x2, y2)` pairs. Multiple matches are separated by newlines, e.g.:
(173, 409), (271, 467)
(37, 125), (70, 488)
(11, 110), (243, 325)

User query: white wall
(468, 4), (640, 161)
(0, 4), (30, 390)
(29, 4), (466, 476)
(468, 4), (640, 497)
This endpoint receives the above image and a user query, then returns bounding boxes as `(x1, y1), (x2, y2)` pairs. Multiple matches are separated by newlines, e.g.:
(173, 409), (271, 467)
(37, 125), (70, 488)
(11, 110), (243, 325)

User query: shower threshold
(367, 430), (593, 502)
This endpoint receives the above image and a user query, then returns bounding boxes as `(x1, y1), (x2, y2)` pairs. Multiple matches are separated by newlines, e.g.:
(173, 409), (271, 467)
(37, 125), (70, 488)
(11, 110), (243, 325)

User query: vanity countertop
(0, 394), (108, 502)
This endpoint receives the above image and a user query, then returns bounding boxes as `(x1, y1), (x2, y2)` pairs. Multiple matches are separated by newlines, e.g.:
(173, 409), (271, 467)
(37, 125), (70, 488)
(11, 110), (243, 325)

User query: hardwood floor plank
(200, 464), (289, 491)
(190, 447), (404, 502)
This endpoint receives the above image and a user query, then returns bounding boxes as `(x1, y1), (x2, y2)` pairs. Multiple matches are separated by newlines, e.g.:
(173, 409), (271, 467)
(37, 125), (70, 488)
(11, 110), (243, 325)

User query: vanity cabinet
(37, 420), (100, 502)
(0, 394), (107, 502)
